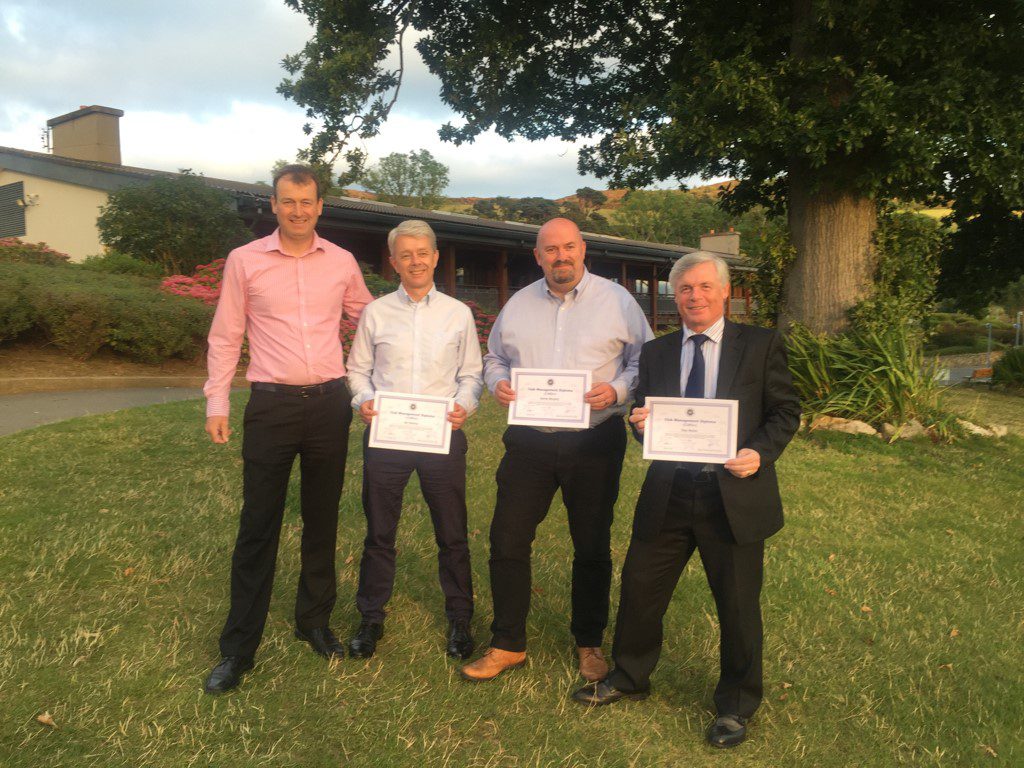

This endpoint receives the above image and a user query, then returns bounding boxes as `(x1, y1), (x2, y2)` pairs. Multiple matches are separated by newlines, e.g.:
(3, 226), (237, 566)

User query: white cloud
(0, 1), (704, 198)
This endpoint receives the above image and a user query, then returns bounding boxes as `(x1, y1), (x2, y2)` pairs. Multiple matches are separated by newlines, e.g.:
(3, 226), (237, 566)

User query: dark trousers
(609, 470), (765, 719)
(488, 418), (627, 652)
(355, 428), (473, 623)
(218, 383), (352, 658)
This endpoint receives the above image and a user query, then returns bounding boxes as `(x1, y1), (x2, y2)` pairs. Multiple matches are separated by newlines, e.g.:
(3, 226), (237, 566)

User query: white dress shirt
(347, 284), (484, 413)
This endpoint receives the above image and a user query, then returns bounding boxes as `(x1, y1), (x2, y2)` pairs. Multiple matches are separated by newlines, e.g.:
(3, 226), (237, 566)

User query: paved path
(0, 387), (206, 437)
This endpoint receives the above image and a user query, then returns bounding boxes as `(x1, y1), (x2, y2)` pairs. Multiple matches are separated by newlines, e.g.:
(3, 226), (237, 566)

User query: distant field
(1, 391), (1021, 766)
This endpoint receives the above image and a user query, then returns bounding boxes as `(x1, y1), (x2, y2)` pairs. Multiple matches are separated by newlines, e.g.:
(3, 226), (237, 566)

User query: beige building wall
(0, 170), (109, 262)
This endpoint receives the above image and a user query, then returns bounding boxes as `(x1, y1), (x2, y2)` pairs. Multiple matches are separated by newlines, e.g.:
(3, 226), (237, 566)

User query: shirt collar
(683, 315), (725, 344)
(398, 283), (437, 305)
(264, 228), (326, 258)
(543, 268), (592, 301)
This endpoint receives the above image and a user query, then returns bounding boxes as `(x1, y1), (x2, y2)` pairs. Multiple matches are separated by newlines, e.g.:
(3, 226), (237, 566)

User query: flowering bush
(0, 238), (71, 266)
(164, 259), (498, 353)
(463, 301), (497, 350)
(160, 259), (225, 306)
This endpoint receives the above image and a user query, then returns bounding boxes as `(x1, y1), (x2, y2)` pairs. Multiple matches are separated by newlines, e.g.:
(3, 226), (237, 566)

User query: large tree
(279, 1), (1024, 332)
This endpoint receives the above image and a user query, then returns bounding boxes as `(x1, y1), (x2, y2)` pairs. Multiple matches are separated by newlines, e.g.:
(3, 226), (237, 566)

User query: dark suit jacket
(631, 321), (801, 545)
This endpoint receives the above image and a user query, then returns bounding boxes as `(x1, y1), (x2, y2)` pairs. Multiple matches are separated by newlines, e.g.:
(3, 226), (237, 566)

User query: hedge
(0, 262), (213, 362)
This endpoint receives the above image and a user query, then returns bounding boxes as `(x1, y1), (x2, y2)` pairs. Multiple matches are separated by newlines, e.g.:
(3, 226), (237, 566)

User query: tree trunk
(781, 175), (877, 334)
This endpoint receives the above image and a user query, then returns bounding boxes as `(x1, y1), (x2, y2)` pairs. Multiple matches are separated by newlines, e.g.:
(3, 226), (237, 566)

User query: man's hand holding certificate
(640, 397), (738, 464)
(368, 392), (455, 454)
(507, 368), (592, 429)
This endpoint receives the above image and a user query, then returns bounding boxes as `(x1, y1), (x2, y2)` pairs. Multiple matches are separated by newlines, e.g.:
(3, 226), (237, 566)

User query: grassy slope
(1, 393), (1022, 767)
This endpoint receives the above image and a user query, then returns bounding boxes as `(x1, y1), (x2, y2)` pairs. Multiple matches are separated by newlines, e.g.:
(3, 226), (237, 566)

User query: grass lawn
(1, 391), (1022, 767)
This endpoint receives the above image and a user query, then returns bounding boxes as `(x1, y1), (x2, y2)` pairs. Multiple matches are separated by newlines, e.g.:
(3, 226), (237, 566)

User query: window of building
(0, 182), (27, 238)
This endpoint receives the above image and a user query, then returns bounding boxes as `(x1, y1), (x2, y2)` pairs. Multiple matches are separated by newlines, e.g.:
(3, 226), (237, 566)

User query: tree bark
(781, 174), (877, 334)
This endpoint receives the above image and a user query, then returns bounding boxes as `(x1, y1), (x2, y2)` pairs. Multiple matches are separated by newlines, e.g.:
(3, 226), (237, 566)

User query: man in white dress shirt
(346, 219), (484, 660)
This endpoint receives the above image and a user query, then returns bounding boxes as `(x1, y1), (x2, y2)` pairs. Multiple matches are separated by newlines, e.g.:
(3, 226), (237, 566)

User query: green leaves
(785, 322), (946, 429)
(96, 173), (250, 276)
(359, 149), (450, 208)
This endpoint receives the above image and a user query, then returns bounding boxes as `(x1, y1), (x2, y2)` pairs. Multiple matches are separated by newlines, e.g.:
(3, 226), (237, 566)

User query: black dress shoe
(203, 655), (253, 694)
(706, 714), (748, 748)
(294, 626), (345, 660)
(446, 619), (475, 660)
(347, 621), (383, 658)
(571, 679), (649, 706)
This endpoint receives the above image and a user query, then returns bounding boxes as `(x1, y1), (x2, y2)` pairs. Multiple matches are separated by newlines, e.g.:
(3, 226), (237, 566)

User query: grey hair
(388, 219), (437, 254)
(668, 251), (730, 292)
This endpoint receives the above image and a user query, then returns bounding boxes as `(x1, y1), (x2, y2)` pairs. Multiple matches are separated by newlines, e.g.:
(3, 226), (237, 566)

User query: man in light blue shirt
(346, 219), (483, 660)
(461, 217), (653, 683)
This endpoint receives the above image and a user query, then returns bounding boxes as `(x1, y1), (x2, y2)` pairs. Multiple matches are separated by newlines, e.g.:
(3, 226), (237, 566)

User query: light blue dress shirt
(680, 316), (726, 398)
(483, 270), (654, 428)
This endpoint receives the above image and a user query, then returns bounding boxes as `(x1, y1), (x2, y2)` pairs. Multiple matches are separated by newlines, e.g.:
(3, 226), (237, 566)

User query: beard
(551, 263), (575, 283)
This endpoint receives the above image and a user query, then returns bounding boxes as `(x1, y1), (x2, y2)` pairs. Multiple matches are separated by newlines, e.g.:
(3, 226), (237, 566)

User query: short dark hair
(272, 163), (322, 199)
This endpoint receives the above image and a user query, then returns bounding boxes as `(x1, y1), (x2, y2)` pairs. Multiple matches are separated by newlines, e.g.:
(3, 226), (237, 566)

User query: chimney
(700, 227), (740, 256)
(47, 105), (124, 165)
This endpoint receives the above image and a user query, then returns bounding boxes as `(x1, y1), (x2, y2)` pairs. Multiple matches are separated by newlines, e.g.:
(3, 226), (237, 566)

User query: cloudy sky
(0, 0), (678, 198)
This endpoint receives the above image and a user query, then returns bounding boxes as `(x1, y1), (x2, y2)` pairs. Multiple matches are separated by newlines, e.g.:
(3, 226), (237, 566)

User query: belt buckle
(300, 385), (312, 398)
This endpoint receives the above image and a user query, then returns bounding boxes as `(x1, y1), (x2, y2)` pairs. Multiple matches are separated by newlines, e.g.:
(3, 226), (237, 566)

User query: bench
(966, 367), (994, 387)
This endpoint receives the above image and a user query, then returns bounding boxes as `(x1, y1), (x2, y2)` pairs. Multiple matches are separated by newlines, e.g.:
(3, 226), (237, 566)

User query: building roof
(0, 144), (752, 269)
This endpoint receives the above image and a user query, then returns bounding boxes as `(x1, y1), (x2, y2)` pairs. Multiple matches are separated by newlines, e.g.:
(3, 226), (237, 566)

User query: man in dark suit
(572, 252), (800, 749)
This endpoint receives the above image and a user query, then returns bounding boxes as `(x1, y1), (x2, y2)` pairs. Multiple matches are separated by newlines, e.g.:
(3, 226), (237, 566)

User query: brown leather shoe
(577, 646), (608, 682)
(460, 647), (527, 682)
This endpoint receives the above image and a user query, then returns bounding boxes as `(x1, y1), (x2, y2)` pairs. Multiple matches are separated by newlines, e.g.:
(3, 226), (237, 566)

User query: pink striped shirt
(204, 229), (373, 417)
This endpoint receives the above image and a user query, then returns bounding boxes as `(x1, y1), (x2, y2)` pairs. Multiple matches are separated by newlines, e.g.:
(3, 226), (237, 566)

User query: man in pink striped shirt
(202, 164), (373, 694)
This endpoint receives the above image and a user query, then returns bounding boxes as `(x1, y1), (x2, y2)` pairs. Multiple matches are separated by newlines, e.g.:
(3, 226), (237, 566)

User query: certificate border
(507, 368), (592, 429)
(642, 397), (738, 463)
(368, 392), (454, 454)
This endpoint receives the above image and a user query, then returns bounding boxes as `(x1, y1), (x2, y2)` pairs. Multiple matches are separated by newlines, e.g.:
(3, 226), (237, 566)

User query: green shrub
(360, 262), (398, 297)
(80, 251), (165, 279)
(785, 323), (947, 429)
(105, 292), (212, 363)
(30, 286), (113, 359)
(0, 262), (213, 362)
(0, 274), (35, 342)
(993, 347), (1024, 388)
(96, 171), (251, 274)
(927, 317), (1015, 351)
(0, 238), (71, 266)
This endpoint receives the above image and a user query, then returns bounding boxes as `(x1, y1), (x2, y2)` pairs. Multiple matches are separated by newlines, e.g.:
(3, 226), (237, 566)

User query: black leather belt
(676, 468), (718, 484)
(251, 378), (346, 397)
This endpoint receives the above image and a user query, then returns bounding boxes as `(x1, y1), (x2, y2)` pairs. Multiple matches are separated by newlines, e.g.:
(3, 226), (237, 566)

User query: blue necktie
(684, 334), (708, 398)
(681, 334), (708, 478)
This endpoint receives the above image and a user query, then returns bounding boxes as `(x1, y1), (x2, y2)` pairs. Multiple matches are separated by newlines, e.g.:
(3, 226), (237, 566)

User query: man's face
(675, 261), (730, 332)
(534, 219), (586, 292)
(390, 234), (439, 293)
(271, 176), (323, 241)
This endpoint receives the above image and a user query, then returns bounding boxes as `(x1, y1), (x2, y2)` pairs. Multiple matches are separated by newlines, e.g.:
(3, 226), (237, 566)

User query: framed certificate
(507, 368), (592, 429)
(368, 392), (454, 454)
(642, 397), (738, 463)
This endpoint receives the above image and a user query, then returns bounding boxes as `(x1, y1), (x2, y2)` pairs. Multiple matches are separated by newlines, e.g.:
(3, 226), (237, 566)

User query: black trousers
(218, 382), (352, 658)
(488, 418), (627, 652)
(609, 470), (765, 719)
(355, 428), (473, 623)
